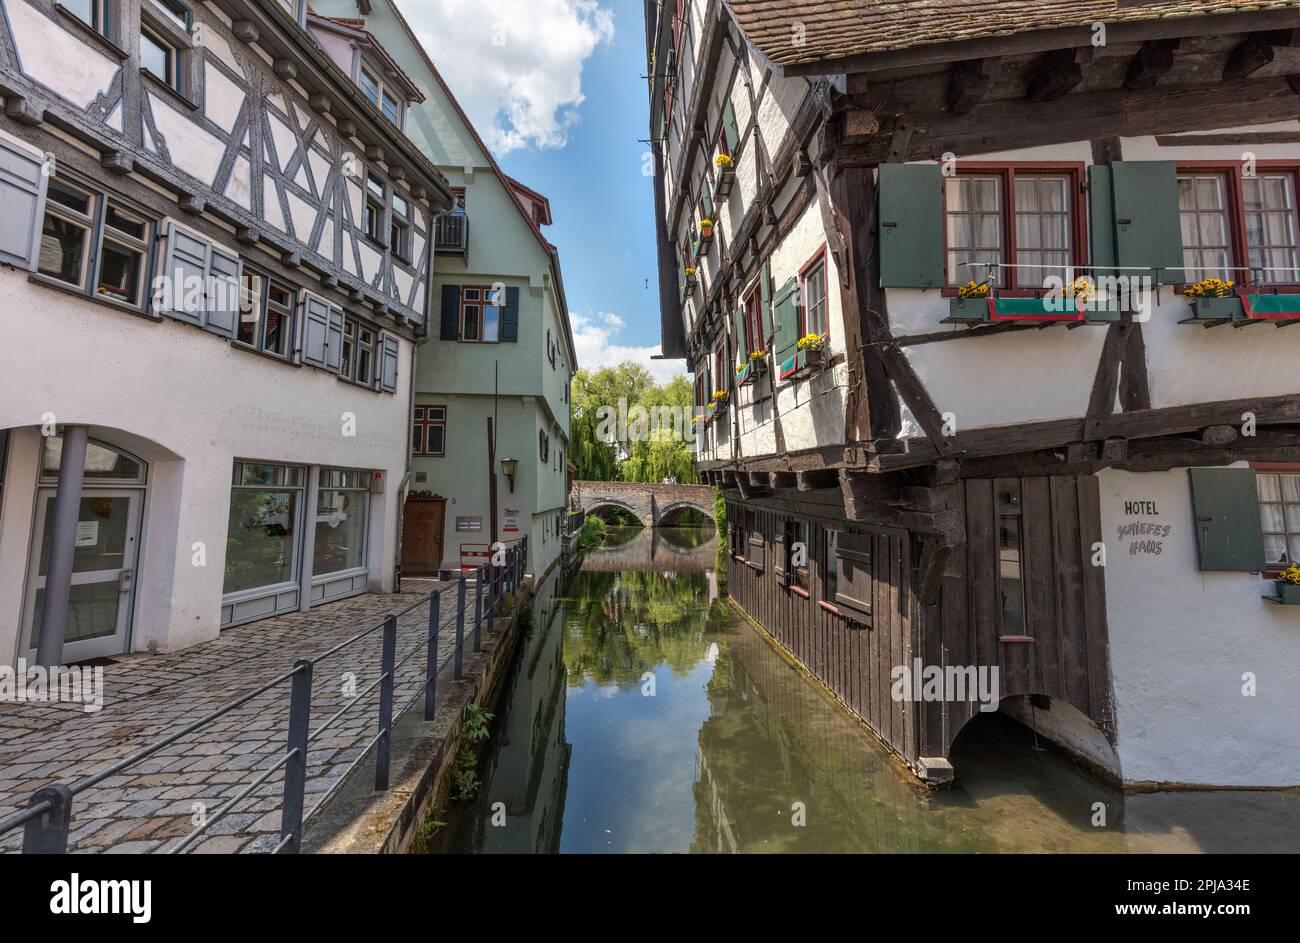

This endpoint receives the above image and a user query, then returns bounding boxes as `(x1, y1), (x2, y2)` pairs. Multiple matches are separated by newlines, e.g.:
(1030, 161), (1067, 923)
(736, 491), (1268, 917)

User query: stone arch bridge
(572, 480), (715, 529)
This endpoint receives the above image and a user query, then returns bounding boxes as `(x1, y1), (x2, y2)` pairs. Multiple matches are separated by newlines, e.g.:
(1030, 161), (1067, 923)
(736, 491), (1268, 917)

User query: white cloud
(570, 311), (686, 385)
(402, 0), (615, 154)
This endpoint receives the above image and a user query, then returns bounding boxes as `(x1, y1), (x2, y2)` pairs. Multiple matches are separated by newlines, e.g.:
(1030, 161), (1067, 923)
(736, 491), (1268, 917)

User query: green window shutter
(1087, 165), (1117, 279)
(771, 277), (799, 363)
(878, 163), (944, 288)
(699, 171), (713, 219)
(760, 259), (773, 341)
(733, 304), (747, 365)
(499, 286), (520, 342)
(721, 100), (739, 154)
(1189, 468), (1264, 571)
(439, 284), (460, 340)
(1112, 161), (1184, 283)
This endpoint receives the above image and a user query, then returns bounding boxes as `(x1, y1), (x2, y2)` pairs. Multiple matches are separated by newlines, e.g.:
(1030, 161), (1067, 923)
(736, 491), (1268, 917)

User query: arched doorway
(21, 435), (148, 662)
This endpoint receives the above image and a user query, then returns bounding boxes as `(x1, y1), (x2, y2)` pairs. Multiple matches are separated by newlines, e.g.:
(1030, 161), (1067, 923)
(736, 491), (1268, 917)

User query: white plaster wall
(905, 327), (1107, 431)
(0, 270), (411, 661)
(1098, 466), (1300, 787)
(6, 0), (118, 108)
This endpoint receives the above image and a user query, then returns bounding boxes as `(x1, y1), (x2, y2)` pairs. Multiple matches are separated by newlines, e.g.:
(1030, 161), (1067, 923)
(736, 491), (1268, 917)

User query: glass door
(23, 489), (141, 663)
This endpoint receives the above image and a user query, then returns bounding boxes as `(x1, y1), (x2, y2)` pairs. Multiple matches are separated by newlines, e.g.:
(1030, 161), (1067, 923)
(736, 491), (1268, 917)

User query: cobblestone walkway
(0, 577), (490, 854)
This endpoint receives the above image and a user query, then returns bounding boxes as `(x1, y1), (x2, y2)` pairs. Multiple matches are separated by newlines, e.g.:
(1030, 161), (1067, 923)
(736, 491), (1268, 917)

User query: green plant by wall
(454, 703), (495, 800)
(713, 487), (727, 552)
(576, 514), (607, 551)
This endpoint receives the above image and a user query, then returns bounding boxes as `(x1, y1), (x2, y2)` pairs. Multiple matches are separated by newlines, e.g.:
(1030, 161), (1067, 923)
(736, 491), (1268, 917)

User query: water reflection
(444, 530), (1300, 853)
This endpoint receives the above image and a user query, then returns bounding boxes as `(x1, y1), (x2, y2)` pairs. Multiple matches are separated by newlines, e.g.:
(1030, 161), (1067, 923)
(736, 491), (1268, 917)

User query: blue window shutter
(0, 136), (48, 270)
(772, 277), (799, 363)
(1189, 468), (1265, 571)
(380, 334), (400, 393)
(1112, 161), (1184, 282)
(1087, 165), (1117, 279)
(500, 286), (520, 342)
(204, 246), (241, 338)
(878, 163), (944, 288)
(324, 306), (345, 373)
(158, 224), (209, 325)
(440, 284), (459, 340)
(300, 292), (331, 368)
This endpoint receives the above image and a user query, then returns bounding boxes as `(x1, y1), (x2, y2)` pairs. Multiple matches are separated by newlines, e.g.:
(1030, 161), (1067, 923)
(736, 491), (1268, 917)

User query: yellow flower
(748, 349), (764, 362)
(1280, 564), (1300, 586)
(1066, 276), (1094, 303)
(958, 280), (990, 299)
(715, 153), (734, 169)
(796, 333), (825, 352)
(1184, 277), (1234, 298)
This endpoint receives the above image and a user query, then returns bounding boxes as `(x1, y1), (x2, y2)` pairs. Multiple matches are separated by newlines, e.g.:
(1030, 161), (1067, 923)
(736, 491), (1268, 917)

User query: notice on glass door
(75, 521), (99, 547)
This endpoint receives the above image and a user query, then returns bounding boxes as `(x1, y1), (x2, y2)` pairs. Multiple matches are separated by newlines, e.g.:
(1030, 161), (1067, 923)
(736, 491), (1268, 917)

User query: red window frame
(798, 246), (830, 340)
(713, 343), (726, 395)
(1176, 161), (1300, 291)
(1252, 462), (1300, 578)
(940, 162), (1088, 295)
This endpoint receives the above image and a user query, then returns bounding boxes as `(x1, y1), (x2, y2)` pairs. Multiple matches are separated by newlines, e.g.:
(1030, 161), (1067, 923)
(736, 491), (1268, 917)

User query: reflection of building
(313, 0), (577, 580)
(0, 2), (452, 663)
(463, 566), (570, 853)
(646, 0), (1300, 788)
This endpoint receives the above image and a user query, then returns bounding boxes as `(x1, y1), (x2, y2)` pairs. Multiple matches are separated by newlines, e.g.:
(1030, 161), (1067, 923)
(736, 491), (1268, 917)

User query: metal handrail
(0, 537), (529, 855)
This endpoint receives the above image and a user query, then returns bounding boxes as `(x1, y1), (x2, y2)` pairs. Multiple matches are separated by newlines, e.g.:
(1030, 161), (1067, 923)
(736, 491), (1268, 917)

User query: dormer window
(360, 65), (403, 128)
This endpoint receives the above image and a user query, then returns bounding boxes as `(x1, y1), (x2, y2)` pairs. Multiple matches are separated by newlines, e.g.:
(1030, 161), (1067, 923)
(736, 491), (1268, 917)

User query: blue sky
(405, 0), (682, 383)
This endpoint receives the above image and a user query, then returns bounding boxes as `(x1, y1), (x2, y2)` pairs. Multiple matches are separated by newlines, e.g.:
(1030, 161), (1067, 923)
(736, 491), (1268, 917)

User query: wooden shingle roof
(725, 0), (1299, 68)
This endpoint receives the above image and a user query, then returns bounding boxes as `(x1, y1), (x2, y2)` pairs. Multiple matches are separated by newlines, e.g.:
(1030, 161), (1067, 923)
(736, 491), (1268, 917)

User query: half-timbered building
(0, 0), (453, 664)
(647, 0), (1300, 787)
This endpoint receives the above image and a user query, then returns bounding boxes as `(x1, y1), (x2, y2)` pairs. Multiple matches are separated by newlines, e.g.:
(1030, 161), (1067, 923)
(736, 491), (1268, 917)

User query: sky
(397, 0), (683, 384)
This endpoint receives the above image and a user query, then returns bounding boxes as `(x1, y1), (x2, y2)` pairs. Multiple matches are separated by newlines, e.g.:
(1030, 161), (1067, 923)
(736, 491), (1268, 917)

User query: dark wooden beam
(1223, 35), (1276, 82)
(336, 118), (357, 138)
(364, 144), (385, 163)
(235, 226), (259, 245)
(945, 58), (995, 115)
(1124, 39), (1179, 90)
(769, 471), (797, 490)
(272, 59), (298, 81)
(3, 96), (42, 126)
(100, 150), (132, 175)
(796, 469), (838, 491)
(308, 93), (331, 114)
(179, 194), (205, 215)
(1026, 48), (1083, 103)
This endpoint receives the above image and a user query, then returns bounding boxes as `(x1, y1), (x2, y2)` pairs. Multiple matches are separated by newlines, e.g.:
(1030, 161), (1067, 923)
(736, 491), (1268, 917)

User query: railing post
(454, 572), (466, 681)
(279, 659), (314, 854)
(473, 565), (483, 653)
(23, 783), (72, 854)
(424, 591), (440, 721)
(375, 614), (397, 791)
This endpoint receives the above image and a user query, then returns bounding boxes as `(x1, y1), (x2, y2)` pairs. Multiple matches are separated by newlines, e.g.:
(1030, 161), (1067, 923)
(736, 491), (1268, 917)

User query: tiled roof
(724, 1), (1299, 68)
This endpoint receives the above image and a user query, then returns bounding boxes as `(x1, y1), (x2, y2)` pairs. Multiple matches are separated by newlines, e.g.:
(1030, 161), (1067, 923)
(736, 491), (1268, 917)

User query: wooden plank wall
(726, 472), (1115, 774)
(726, 497), (921, 769)
(916, 474), (1116, 759)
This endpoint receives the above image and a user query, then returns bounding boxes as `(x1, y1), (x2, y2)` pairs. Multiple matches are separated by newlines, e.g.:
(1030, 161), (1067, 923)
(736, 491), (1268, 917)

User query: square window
(140, 27), (179, 91)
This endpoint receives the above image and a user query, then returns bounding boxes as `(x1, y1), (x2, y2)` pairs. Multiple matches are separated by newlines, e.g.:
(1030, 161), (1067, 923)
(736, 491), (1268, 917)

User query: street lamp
(500, 458), (518, 493)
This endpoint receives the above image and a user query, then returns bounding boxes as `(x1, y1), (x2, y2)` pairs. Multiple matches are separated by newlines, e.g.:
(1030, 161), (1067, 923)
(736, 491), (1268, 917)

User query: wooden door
(402, 498), (446, 575)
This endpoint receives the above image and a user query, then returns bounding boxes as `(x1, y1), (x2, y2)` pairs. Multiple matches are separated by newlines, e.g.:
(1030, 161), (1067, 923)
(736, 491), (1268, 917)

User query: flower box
(1241, 292), (1300, 320)
(714, 166), (735, 201)
(695, 231), (714, 256)
(683, 276), (696, 298)
(778, 347), (824, 381)
(1275, 581), (1300, 605)
(946, 296), (988, 322)
(1189, 295), (1244, 321)
(738, 357), (767, 386)
(989, 297), (1084, 321)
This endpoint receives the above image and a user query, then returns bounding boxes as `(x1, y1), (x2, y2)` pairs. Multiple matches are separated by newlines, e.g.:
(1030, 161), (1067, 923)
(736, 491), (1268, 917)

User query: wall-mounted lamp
(500, 458), (518, 493)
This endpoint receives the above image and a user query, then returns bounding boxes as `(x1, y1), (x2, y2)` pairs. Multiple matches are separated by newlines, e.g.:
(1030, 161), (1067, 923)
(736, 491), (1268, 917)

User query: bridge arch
(572, 481), (716, 530)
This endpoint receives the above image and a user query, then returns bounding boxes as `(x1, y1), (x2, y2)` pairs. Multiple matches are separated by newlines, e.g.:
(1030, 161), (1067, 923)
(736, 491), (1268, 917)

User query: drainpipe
(35, 425), (89, 668)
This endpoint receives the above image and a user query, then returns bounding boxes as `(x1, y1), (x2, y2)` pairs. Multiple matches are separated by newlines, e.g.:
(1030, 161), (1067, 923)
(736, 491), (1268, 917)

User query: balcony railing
(434, 212), (469, 255)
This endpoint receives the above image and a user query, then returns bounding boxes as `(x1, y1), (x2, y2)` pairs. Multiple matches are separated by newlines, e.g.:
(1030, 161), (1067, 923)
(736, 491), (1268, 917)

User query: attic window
(360, 64), (403, 127)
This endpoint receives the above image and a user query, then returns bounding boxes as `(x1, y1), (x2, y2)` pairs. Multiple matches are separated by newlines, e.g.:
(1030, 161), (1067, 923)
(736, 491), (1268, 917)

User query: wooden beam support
(272, 59), (298, 81)
(308, 93), (331, 114)
(336, 118), (358, 138)
(796, 469), (838, 491)
(945, 58), (995, 115)
(3, 96), (42, 126)
(179, 194), (205, 215)
(1202, 424), (1238, 446)
(100, 150), (133, 175)
(1123, 39), (1179, 90)
(364, 144), (385, 163)
(769, 471), (797, 490)
(231, 21), (259, 44)
(1026, 48), (1083, 102)
(235, 226), (259, 245)
(1224, 35), (1276, 82)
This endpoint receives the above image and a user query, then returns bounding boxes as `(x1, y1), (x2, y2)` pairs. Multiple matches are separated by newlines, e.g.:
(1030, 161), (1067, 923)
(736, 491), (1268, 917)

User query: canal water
(442, 526), (1300, 854)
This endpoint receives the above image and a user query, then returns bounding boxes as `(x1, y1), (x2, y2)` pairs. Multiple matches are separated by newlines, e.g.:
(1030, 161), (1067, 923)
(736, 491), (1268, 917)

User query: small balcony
(434, 212), (469, 256)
